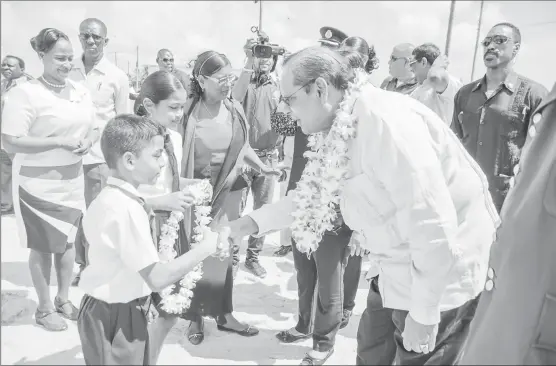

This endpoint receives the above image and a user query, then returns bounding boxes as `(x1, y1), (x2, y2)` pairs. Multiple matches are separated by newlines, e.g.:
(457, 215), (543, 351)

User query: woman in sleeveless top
(179, 51), (281, 345)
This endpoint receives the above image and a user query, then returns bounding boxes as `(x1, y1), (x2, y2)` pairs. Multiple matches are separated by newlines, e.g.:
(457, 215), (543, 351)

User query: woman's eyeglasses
(481, 35), (512, 47)
(78, 33), (104, 43)
(204, 74), (238, 86)
(280, 80), (315, 107)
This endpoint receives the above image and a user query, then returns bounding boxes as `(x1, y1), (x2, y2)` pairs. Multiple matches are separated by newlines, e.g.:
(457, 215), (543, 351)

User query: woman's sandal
(276, 329), (312, 343)
(300, 348), (335, 366)
(35, 309), (68, 332)
(216, 315), (259, 337)
(54, 297), (79, 321)
(187, 317), (204, 346)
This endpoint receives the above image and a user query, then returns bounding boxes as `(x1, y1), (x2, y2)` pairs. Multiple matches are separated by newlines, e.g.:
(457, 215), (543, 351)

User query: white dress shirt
(79, 177), (159, 303)
(249, 84), (500, 325)
(70, 55), (130, 165)
(410, 74), (462, 126)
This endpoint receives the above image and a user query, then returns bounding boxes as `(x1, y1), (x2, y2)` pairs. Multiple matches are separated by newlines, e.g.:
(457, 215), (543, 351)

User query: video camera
(250, 26), (285, 58)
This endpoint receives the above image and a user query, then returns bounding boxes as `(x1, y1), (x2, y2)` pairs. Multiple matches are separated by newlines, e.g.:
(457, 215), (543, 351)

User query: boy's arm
(113, 207), (215, 293)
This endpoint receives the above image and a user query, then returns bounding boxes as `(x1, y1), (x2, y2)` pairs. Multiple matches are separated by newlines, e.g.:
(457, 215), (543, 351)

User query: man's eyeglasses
(482, 35), (512, 47)
(162, 58), (174, 63)
(204, 74), (238, 86)
(280, 80), (315, 107)
(79, 33), (104, 43)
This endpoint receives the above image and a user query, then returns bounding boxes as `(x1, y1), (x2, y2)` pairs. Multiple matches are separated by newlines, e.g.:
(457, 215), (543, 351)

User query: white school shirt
(79, 177), (159, 303)
(410, 73), (462, 126)
(69, 55), (130, 165)
(249, 84), (500, 325)
(137, 129), (183, 198)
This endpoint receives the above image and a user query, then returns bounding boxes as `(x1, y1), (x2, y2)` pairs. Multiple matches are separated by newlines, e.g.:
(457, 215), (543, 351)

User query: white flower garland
(157, 179), (220, 314)
(291, 70), (372, 255)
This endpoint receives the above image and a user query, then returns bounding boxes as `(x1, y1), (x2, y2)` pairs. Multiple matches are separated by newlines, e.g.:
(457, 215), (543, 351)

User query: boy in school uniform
(77, 114), (220, 365)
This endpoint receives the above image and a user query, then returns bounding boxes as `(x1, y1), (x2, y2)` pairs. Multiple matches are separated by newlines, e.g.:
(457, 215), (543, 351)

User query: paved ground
(1, 190), (370, 365)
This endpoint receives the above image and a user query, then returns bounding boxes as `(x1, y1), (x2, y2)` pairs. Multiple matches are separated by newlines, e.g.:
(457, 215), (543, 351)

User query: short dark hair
(4, 55), (25, 69)
(101, 114), (165, 169)
(492, 22), (521, 44)
(412, 43), (441, 66)
(79, 18), (108, 37)
(30, 28), (69, 54)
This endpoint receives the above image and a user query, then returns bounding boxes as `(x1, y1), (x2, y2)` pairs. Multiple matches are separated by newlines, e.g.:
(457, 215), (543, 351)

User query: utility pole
(135, 46), (140, 90)
(444, 0), (456, 56)
(470, 0), (485, 81)
(259, 0), (263, 31)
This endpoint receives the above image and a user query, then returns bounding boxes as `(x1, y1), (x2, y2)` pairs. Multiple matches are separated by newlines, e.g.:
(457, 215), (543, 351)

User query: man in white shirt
(70, 17), (130, 285)
(409, 43), (462, 125)
(220, 46), (499, 365)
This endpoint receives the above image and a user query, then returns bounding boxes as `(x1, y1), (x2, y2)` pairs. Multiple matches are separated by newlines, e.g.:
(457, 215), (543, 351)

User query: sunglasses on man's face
(162, 58), (174, 63)
(482, 35), (512, 47)
(79, 33), (104, 43)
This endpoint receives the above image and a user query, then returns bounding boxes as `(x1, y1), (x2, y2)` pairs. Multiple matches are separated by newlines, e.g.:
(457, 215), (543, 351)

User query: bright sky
(2, 1), (555, 89)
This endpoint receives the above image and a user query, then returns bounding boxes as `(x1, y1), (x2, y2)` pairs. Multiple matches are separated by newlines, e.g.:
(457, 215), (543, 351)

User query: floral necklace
(156, 179), (215, 314)
(291, 69), (372, 255)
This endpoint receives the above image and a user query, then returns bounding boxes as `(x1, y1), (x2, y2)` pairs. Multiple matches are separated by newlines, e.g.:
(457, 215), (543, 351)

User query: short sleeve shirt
(79, 177), (159, 303)
(1, 80), (95, 167)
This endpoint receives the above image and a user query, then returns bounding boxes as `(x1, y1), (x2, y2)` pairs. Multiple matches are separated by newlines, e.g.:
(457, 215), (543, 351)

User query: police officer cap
(318, 26), (348, 47)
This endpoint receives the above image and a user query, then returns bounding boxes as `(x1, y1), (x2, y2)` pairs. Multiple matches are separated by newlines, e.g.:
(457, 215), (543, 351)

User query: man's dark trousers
(356, 276), (480, 365)
(287, 129), (361, 351)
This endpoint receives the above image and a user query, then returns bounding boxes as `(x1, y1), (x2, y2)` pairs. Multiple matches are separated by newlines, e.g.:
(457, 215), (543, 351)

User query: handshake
(207, 216), (260, 256)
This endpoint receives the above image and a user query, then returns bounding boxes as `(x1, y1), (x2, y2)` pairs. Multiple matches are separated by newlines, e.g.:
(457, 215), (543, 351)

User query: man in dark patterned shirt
(451, 22), (547, 212)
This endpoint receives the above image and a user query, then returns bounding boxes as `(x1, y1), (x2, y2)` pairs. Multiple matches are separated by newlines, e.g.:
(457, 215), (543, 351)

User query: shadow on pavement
(13, 345), (83, 365)
(1, 289), (37, 327)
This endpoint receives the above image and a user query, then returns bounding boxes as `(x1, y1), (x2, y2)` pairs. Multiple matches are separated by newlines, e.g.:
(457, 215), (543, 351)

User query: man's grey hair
(283, 46), (354, 91)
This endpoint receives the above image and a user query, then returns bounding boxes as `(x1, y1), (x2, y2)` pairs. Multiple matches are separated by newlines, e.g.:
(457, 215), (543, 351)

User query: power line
(521, 20), (556, 28)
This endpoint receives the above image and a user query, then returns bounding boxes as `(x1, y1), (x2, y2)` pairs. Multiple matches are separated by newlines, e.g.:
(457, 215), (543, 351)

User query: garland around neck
(290, 69), (372, 255)
(156, 179), (229, 314)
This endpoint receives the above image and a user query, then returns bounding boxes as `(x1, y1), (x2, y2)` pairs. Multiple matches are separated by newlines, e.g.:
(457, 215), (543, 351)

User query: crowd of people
(1, 15), (555, 366)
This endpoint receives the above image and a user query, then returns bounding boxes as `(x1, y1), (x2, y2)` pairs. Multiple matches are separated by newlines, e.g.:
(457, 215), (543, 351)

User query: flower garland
(157, 179), (216, 314)
(291, 69), (372, 255)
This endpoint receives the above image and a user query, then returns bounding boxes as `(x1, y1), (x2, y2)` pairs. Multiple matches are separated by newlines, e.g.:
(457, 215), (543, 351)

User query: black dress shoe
(217, 324), (259, 337)
(276, 329), (312, 343)
(274, 245), (293, 257)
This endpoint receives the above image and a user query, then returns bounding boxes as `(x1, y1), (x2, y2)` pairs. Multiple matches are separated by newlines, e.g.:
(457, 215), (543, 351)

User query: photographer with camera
(231, 29), (287, 278)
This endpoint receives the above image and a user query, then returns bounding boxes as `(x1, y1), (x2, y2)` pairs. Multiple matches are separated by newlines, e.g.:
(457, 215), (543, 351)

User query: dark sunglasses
(162, 58), (174, 63)
(79, 33), (104, 42)
(482, 35), (512, 47)
(280, 80), (315, 107)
